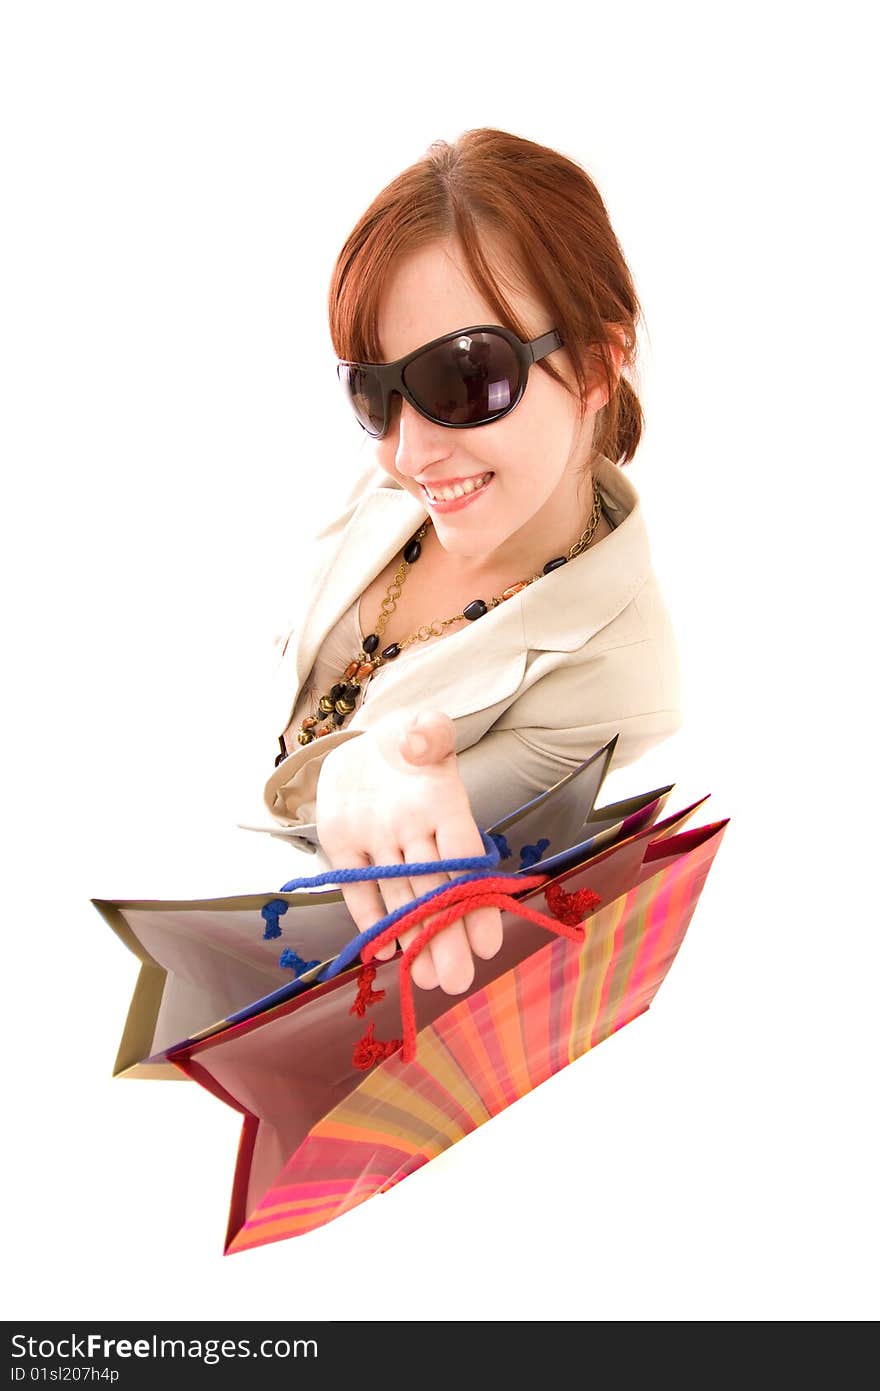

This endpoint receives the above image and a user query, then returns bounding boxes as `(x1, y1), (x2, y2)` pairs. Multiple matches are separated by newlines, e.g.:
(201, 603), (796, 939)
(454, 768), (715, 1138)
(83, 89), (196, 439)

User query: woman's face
(371, 235), (614, 568)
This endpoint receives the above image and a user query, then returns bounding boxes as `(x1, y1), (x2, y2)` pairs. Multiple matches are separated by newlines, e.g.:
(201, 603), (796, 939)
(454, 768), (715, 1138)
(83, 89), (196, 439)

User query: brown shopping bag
(93, 735), (673, 1078)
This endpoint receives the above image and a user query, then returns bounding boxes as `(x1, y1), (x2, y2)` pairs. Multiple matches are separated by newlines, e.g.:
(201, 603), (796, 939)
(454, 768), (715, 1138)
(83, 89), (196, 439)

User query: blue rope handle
(259, 829), (555, 986)
(262, 828), (516, 985)
(275, 828), (506, 894)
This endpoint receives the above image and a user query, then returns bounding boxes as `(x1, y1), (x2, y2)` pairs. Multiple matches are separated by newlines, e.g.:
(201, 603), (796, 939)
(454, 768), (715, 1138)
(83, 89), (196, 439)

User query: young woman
(261, 128), (682, 998)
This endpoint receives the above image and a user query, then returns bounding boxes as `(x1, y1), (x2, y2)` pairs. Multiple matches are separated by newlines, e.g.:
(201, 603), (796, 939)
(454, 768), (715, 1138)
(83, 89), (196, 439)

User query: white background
(2, 1), (877, 1322)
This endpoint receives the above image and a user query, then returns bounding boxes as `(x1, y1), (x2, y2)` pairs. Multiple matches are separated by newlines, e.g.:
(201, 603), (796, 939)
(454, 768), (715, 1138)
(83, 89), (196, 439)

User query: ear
(605, 323), (627, 378)
(584, 324), (628, 414)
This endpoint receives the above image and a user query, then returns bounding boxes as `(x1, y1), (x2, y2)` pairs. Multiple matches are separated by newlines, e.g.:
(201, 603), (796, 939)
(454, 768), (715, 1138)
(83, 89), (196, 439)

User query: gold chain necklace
(275, 479), (604, 764)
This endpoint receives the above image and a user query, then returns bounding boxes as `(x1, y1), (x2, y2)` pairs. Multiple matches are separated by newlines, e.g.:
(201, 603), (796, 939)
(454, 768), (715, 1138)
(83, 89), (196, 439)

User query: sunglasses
(336, 323), (565, 439)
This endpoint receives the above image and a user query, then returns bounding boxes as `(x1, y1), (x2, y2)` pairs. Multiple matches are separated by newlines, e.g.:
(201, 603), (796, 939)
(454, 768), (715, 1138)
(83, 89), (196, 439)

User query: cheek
(519, 370), (579, 451)
(486, 432), (569, 517)
(483, 416), (548, 489)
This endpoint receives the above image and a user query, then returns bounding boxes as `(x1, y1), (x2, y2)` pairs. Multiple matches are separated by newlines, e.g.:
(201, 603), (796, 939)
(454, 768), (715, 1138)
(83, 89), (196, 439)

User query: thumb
(399, 709), (457, 766)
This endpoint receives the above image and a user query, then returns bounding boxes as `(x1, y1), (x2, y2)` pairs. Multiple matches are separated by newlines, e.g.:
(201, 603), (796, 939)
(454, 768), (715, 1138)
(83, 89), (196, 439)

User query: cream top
(281, 597), (413, 758)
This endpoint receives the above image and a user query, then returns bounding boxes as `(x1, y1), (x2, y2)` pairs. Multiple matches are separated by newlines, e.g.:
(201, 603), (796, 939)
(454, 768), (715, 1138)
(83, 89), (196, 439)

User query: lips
(417, 471), (496, 516)
(419, 471), (494, 503)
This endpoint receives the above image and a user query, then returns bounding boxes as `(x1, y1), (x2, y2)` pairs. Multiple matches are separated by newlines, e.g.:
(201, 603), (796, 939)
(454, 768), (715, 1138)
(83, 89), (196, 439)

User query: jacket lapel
(292, 486), (427, 692)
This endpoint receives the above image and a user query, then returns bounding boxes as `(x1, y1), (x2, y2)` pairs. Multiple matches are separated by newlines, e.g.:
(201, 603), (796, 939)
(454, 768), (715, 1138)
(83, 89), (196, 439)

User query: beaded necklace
(274, 479), (604, 767)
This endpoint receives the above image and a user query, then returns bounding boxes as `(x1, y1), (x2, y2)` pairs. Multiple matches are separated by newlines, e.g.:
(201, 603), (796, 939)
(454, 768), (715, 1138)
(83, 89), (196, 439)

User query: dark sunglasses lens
(337, 362), (385, 436)
(402, 331), (521, 426)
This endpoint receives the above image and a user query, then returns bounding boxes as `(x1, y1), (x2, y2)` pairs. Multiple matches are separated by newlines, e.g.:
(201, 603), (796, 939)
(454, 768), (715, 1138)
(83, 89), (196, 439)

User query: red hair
(327, 127), (645, 467)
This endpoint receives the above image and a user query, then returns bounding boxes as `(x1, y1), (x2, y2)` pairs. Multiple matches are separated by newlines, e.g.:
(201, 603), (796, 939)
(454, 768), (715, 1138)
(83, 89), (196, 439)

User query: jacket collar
(278, 452), (650, 735)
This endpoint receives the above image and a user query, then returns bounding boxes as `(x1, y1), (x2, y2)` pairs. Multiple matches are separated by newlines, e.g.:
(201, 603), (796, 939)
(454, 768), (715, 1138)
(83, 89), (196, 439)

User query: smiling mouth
(420, 471), (494, 503)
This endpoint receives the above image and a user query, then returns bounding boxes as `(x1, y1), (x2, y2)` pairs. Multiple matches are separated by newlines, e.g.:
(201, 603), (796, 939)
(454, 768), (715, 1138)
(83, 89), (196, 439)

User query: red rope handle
(352, 873), (602, 1066)
(348, 961), (385, 1017)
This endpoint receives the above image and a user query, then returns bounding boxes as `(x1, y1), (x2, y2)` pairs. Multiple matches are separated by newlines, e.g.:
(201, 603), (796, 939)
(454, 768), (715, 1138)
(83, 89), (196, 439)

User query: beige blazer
(261, 451), (683, 851)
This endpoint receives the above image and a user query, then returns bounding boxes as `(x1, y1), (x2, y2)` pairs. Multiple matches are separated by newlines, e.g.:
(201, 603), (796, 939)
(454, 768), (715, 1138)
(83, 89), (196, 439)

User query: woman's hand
(314, 709), (504, 994)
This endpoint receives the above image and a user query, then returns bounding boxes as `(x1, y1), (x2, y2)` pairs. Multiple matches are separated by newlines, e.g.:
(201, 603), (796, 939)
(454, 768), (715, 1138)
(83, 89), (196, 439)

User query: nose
(392, 395), (453, 478)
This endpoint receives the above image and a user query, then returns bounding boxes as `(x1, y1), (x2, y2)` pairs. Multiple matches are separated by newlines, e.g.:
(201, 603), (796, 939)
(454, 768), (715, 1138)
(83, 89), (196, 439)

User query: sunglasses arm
(529, 328), (564, 363)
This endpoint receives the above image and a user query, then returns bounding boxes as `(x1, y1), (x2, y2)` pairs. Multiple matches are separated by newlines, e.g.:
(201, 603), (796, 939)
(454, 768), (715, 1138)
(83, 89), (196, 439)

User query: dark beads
(343, 682), (360, 699)
(362, 633), (379, 654)
(332, 709), (346, 726)
(463, 599), (488, 621)
(404, 538), (422, 564)
(381, 642), (401, 659)
(543, 556), (568, 574)
(329, 682), (346, 701)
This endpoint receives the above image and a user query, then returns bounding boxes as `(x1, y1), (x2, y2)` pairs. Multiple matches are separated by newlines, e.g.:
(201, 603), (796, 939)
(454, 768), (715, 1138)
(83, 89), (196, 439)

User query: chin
(435, 523), (503, 558)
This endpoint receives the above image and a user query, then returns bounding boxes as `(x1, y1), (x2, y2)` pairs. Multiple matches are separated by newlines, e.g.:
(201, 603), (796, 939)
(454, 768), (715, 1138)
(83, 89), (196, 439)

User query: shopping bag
(166, 793), (728, 1254)
(93, 735), (673, 1078)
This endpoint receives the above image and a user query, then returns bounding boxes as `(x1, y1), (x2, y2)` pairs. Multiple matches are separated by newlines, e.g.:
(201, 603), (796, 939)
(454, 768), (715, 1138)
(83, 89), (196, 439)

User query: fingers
(463, 902), (504, 963)
(393, 832), (453, 991)
(368, 843), (416, 962)
(321, 846), (390, 943)
(435, 810), (504, 966)
(409, 904), (473, 994)
(314, 712), (501, 996)
(324, 826), (501, 994)
(398, 709), (457, 767)
(397, 832), (480, 995)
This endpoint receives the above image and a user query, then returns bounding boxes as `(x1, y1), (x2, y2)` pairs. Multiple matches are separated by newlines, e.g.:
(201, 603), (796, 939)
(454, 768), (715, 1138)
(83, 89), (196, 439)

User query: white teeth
(426, 472), (493, 502)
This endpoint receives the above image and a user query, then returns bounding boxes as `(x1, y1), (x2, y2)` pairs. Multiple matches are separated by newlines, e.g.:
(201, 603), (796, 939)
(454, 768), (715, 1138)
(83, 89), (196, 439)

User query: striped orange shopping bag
(167, 793), (728, 1254)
